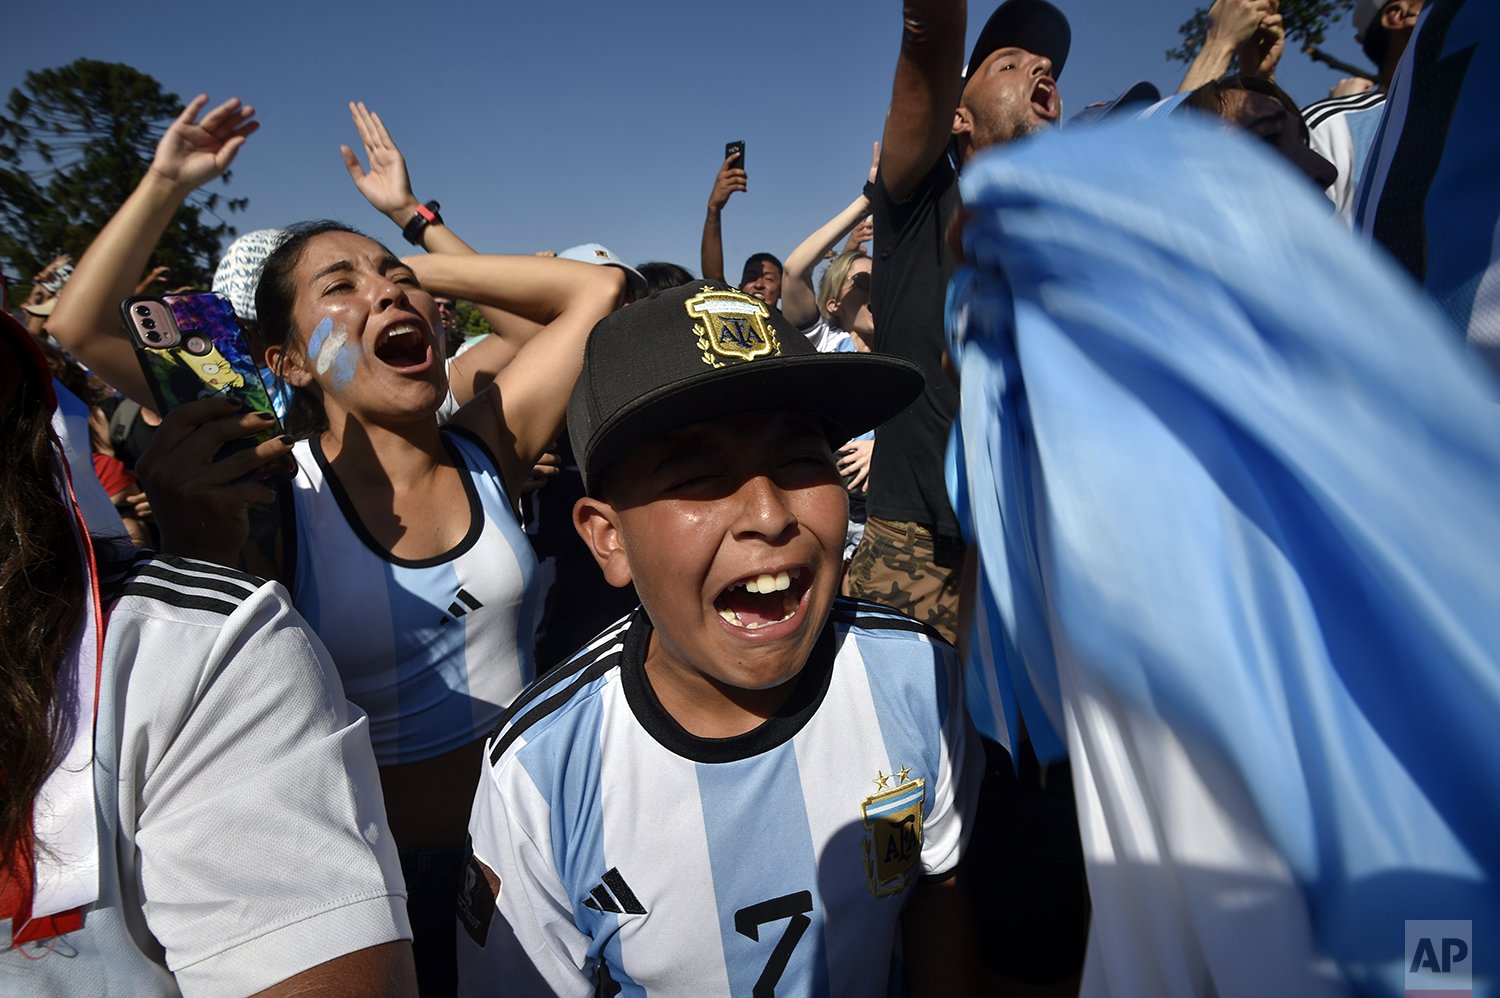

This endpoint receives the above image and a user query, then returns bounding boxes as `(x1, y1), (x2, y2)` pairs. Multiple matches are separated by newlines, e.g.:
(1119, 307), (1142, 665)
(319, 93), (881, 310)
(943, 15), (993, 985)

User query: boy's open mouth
(714, 567), (811, 631)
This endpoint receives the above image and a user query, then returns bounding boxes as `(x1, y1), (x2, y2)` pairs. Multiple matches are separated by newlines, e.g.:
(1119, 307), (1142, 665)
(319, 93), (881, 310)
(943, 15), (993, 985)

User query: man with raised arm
(851, 0), (1067, 644)
(858, 4), (1089, 994)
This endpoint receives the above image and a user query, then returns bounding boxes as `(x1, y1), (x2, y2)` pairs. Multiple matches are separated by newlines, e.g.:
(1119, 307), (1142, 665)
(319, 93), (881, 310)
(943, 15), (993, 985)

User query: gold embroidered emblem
(683, 287), (781, 365)
(860, 767), (925, 898)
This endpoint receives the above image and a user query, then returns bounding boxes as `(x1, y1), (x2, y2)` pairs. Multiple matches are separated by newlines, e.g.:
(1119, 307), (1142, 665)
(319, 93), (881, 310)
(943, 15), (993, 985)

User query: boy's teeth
(716, 600), (800, 629)
(743, 571), (794, 594)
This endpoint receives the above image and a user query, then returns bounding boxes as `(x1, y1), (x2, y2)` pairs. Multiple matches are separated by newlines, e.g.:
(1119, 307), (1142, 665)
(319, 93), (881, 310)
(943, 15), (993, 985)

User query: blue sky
(2, 0), (1369, 275)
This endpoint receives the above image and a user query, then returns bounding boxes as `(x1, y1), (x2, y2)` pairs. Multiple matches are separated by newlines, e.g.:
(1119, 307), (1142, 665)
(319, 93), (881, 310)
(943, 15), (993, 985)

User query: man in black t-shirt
(861, 7), (1091, 991)
(849, 0), (1069, 643)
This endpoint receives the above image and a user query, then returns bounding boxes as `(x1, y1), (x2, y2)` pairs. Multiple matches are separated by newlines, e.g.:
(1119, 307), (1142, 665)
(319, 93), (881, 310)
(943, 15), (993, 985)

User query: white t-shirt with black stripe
(1302, 89), (1387, 222)
(0, 544), (409, 996)
(458, 597), (982, 996)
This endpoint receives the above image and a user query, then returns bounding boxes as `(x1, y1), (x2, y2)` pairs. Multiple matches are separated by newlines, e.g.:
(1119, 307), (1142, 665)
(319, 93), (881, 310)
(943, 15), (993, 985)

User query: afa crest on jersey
(860, 768), (925, 898)
(684, 287), (782, 366)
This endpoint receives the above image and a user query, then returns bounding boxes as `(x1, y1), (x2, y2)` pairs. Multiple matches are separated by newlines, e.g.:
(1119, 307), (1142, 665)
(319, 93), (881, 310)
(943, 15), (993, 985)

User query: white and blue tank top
(288, 428), (540, 766)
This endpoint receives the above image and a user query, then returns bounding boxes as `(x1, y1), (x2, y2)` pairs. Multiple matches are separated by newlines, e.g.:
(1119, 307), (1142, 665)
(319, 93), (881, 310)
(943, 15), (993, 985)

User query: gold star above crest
(872, 770), (890, 791)
(896, 765), (912, 784)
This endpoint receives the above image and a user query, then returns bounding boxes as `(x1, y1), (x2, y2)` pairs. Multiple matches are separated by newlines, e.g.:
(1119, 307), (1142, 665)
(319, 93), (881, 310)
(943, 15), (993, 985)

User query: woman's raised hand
(147, 94), (258, 194)
(341, 101), (419, 221)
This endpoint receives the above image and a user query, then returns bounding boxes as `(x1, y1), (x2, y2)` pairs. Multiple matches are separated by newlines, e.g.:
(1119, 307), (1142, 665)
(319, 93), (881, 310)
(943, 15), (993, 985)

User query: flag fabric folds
(946, 115), (1499, 997)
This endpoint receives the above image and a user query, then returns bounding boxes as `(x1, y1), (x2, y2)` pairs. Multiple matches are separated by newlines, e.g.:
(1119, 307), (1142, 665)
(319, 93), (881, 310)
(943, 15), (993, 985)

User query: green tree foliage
(1167, 0), (1357, 63)
(0, 59), (246, 306)
(454, 299), (494, 342)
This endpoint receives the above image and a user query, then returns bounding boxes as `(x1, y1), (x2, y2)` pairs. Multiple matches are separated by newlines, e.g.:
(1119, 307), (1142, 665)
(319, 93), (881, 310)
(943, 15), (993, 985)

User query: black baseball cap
(568, 281), (924, 494)
(966, 0), (1071, 80)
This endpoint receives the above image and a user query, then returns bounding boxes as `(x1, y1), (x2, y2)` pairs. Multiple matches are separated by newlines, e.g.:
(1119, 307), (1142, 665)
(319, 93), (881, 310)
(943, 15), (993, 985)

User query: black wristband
(862, 180), (877, 201)
(401, 200), (443, 246)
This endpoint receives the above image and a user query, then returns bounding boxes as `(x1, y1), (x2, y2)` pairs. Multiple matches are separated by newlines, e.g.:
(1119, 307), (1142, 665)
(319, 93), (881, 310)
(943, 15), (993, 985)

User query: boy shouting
(458, 282), (982, 996)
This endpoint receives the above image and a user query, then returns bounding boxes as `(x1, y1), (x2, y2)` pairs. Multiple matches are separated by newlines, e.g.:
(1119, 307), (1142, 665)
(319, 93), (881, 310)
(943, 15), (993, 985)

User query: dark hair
(739, 252), (783, 285)
(0, 334), (85, 886)
(1182, 74), (1310, 144)
(253, 220), (373, 437)
(1360, 21), (1390, 68)
(636, 261), (696, 298)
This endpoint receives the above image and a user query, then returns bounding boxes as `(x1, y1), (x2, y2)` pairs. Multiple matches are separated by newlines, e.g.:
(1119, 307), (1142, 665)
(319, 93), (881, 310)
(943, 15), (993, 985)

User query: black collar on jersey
(619, 606), (837, 764)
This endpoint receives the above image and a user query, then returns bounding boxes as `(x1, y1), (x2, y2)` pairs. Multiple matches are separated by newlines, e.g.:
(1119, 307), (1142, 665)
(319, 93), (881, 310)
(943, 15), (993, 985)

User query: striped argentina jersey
(288, 427), (540, 766)
(458, 598), (982, 997)
(1301, 89), (1387, 222)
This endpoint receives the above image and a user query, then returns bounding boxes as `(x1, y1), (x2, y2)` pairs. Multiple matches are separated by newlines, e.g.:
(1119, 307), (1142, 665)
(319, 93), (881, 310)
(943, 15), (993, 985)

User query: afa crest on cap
(685, 287), (782, 366)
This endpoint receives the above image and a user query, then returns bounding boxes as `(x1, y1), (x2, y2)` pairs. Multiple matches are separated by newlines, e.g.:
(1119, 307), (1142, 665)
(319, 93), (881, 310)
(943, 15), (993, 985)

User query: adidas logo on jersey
(440, 587), (484, 625)
(581, 868), (647, 915)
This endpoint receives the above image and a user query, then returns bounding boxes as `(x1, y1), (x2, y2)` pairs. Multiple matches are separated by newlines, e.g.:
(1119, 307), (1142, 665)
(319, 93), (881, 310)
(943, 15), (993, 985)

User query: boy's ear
(573, 495), (634, 588)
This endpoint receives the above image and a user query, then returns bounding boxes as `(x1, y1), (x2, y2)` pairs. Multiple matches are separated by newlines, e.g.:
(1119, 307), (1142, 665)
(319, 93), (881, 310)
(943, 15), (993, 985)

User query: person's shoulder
(483, 610), (636, 771)
(1303, 89), (1387, 129)
(100, 542), (276, 626)
(830, 596), (951, 648)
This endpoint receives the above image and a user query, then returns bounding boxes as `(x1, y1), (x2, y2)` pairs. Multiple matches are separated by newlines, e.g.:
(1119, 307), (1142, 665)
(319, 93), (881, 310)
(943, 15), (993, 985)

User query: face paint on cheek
(310, 318), (361, 390)
(307, 316), (333, 360)
(330, 345), (358, 389)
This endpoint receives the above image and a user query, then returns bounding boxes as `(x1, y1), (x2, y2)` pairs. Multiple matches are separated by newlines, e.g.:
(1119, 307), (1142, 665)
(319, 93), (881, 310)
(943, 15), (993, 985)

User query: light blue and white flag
(948, 114), (1499, 997)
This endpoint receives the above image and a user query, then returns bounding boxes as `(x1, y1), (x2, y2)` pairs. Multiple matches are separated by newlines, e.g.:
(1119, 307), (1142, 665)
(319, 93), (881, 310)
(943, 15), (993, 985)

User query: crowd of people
(2, 0), (1495, 995)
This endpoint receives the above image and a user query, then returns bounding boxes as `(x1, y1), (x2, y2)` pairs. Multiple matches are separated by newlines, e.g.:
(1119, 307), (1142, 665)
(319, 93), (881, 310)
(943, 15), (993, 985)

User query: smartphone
(725, 140), (745, 171)
(121, 291), (294, 481)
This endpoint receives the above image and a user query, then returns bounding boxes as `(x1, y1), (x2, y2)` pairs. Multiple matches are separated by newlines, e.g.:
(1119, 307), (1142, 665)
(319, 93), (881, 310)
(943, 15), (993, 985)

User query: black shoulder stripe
(830, 610), (946, 642)
(1304, 91), (1386, 128)
(501, 617), (633, 723)
(1302, 90), (1385, 116)
(154, 552), (265, 587)
(114, 582), (240, 616)
(835, 595), (915, 617)
(489, 654), (621, 766)
(132, 563), (256, 601)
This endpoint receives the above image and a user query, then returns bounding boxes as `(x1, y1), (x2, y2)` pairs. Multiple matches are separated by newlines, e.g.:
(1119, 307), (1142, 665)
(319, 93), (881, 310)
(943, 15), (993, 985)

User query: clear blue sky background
(2, 0), (1369, 275)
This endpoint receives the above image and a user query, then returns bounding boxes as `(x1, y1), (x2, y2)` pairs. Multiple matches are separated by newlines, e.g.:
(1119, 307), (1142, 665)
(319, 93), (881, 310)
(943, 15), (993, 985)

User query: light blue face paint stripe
(307, 316), (333, 359)
(515, 690), (642, 993)
(695, 746), (830, 996)
(852, 629), (944, 818)
(329, 344), (358, 389)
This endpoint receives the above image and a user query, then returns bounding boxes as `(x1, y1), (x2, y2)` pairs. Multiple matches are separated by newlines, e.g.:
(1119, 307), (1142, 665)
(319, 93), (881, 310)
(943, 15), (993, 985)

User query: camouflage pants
(843, 516), (966, 644)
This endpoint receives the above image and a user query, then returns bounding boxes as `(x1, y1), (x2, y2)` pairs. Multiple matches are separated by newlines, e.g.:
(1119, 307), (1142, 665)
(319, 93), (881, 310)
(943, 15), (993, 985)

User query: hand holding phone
(121, 291), (294, 483)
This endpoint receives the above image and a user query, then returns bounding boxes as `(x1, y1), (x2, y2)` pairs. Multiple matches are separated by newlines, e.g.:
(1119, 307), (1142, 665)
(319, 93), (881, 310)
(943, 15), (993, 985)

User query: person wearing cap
(457, 283), (983, 996)
(1300, 0), (1424, 220)
(853, 0), (1069, 647)
(556, 242), (649, 304)
(869, 3), (1091, 993)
